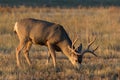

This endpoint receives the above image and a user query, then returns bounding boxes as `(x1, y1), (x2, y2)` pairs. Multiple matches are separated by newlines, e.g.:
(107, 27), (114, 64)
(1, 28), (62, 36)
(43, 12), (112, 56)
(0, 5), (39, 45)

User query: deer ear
(77, 43), (82, 53)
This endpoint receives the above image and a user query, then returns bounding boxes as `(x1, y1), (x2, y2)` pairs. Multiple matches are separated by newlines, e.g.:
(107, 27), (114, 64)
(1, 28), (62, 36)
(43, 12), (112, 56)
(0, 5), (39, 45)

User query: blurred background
(0, 0), (120, 8)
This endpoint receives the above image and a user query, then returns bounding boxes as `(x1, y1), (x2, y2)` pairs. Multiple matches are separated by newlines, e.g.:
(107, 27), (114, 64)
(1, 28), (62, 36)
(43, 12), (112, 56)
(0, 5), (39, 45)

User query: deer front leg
(47, 42), (56, 68)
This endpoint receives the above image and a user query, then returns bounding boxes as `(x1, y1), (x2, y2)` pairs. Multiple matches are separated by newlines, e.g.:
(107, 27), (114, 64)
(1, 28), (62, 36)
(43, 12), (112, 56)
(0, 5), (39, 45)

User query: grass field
(0, 6), (120, 80)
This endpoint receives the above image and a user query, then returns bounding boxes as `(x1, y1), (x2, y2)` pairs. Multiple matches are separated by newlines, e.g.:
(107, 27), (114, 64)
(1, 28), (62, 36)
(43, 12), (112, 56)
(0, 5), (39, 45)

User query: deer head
(68, 36), (98, 69)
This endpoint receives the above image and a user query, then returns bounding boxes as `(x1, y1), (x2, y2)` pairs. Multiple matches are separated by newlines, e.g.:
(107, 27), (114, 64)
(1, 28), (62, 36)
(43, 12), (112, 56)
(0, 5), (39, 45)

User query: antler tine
(89, 51), (97, 57)
(90, 46), (99, 57)
(87, 36), (96, 49)
(93, 46), (99, 52)
(81, 36), (98, 57)
(68, 46), (80, 55)
(72, 35), (78, 49)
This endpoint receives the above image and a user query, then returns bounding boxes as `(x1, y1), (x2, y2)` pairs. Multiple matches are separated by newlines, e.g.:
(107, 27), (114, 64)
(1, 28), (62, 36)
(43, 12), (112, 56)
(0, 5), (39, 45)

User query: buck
(14, 18), (98, 69)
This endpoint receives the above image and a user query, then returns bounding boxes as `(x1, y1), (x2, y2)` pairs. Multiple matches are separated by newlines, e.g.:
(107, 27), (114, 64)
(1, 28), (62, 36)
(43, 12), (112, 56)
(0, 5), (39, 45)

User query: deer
(14, 18), (98, 70)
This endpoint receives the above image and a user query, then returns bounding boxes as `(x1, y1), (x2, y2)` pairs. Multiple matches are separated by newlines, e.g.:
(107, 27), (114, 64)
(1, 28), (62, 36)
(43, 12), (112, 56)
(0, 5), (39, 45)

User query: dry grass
(0, 6), (120, 80)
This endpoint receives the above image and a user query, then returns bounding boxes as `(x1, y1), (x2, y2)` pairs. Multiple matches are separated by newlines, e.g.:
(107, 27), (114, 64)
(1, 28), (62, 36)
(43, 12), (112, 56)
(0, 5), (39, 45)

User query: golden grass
(0, 6), (120, 79)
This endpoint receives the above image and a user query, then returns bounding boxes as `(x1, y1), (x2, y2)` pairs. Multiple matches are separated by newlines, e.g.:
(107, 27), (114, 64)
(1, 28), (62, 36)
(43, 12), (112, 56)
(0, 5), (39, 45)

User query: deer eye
(75, 60), (78, 62)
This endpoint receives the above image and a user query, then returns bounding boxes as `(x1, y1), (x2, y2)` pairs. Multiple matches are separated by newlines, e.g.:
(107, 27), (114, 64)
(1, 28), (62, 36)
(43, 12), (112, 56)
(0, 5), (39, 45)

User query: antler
(68, 46), (81, 55)
(81, 37), (98, 57)
(68, 35), (81, 56)
(72, 35), (78, 49)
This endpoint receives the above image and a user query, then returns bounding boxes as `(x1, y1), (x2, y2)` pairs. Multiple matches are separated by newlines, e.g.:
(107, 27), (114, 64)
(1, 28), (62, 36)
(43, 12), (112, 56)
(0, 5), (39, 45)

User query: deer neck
(57, 40), (72, 59)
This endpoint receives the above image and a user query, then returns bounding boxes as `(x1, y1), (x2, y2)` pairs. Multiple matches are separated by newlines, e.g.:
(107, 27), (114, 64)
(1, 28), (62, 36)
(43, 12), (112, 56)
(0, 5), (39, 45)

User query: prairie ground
(0, 6), (120, 80)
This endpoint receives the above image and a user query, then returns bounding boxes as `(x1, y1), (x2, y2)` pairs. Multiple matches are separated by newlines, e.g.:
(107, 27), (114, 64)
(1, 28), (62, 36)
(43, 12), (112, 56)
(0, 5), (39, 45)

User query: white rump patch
(14, 22), (18, 32)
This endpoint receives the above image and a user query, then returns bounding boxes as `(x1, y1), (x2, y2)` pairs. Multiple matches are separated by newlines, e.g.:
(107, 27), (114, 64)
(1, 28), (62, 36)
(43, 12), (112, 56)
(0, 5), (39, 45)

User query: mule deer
(14, 18), (98, 69)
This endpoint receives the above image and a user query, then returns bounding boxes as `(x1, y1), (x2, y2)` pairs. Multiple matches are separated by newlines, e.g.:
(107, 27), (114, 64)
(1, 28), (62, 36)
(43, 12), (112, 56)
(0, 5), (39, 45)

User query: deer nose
(75, 64), (80, 70)
(74, 62), (80, 69)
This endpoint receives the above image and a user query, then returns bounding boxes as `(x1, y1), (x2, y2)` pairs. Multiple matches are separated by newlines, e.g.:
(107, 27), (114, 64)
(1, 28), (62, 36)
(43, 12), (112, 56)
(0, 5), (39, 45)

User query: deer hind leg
(16, 41), (26, 67)
(47, 42), (56, 68)
(23, 41), (32, 66)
